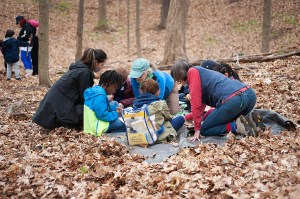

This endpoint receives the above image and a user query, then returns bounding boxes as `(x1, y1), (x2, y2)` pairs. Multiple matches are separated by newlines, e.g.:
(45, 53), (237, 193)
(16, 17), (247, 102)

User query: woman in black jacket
(32, 48), (107, 130)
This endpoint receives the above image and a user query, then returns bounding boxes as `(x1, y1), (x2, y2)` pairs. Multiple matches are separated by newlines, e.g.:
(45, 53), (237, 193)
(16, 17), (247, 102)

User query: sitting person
(32, 48), (107, 130)
(178, 84), (191, 112)
(113, 66), (135, 108)
(171, 59), (258, 141)
(133, 79), (185, 142)
(129, 58), (179, 115)
(84, 70), (126, 136)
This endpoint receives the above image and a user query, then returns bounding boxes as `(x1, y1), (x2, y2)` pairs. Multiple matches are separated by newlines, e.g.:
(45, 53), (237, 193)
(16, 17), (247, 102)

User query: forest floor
(0, 0), (300, 198)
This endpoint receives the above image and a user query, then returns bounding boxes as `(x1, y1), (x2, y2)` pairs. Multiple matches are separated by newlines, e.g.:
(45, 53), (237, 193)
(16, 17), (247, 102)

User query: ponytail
(80, 48), (107, 71)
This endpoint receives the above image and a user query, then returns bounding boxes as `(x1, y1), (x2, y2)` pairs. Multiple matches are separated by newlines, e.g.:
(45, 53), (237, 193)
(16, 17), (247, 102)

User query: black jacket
(17, 23), (32, 42)
(3, 37), (28, 63)
(32, 61), (94, 130)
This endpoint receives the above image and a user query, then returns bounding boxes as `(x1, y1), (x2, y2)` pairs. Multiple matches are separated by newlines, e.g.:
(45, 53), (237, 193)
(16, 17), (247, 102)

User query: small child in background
(83, 70), (126, 136)
(2, 29), (28, 80)
(133, 79), (185, 142)
(113, 66), (135, 108)
(178, 84), (191, 112)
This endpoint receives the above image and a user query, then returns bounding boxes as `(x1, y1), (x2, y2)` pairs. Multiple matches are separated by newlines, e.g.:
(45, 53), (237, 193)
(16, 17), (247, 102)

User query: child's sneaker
(16, 78), (21, 81)
(236, 115), (258, 137)
(7, 78), (11, 81)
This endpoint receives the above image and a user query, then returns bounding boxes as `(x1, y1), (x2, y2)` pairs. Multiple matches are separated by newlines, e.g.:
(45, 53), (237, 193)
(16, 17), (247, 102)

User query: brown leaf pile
(0, 0), (299, 198)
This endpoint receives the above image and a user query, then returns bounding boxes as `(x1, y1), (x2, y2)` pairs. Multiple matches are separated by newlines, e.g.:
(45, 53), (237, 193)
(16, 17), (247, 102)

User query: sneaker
(236, 115), (258, 137)
(16, 78), (21, 81)
(7, 78), (11, 81)
(250, 112), (266, 131)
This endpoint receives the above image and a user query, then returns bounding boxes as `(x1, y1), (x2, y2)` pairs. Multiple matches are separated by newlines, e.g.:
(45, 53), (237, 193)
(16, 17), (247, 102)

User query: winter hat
(129, 58), (150, 78)
(16, 15), (25, 24)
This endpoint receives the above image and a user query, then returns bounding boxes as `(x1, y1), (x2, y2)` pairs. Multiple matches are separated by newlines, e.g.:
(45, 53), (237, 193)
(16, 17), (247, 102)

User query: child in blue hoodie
(2, 29), (28, 80)
(84, 70), (126, 136)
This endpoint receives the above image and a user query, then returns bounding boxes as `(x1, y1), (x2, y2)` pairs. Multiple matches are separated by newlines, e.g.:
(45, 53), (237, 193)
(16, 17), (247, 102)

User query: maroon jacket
(114, 79), (135, 108)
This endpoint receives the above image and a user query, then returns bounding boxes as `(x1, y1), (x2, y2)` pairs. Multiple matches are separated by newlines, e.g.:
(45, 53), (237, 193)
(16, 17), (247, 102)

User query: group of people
(32, 47), (261, 143)
(0, 15), (39, 80)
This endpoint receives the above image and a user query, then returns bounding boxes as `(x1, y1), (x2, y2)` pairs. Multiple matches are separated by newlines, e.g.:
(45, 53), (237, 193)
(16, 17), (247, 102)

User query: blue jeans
(170, 116), (185, 131)
(108, 118), (126, 132)
(201, 88), (256, 136)
(106, 101), (126, 132)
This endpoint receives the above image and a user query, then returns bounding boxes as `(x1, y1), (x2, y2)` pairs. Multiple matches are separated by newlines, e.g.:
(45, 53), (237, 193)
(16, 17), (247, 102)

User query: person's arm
(155, 72), (166, 99)
(188, 68), (206, 131)
(130, 78), (140, 98)
(94, 96), (118, 122)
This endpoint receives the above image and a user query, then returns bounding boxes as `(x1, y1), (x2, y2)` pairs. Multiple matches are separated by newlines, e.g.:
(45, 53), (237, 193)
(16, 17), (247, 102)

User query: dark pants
(201, 88), (257, 136)
(170, 116), (185, 131)
(31, 36), (39, 75)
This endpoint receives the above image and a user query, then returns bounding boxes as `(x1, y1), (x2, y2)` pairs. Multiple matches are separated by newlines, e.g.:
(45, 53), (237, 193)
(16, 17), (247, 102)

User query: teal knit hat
(129, 58), (150, 78)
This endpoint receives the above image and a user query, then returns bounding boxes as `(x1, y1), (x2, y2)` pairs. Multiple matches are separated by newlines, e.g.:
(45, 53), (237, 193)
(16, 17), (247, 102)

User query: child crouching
(133, 79), (185, 141)
(84, 70), (126, 136)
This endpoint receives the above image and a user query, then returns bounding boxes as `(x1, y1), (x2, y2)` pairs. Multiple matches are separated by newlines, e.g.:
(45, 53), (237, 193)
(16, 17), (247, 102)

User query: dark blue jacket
(133, 93), (160, 109)
(195, 66), (247, 107)
(2, 37), (28, 63)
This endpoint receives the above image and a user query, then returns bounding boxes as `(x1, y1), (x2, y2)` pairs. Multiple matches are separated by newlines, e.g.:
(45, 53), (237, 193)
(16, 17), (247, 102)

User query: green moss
(232, 19), (259, 32)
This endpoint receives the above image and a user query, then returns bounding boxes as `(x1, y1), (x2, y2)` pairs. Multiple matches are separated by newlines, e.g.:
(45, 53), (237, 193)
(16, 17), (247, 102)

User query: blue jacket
(84, 86), (118, 122)
(130, 70), (174, 100)
(3, 37), (28, 63)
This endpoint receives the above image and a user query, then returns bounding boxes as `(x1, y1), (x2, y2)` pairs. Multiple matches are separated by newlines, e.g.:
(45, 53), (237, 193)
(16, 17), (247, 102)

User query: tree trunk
(158, 0), (170, 29)
(38, 0), (51, 87)
(75, 0), (84, 61)
(127, 0), (130, 55)
(162, 0), (190, 65)
(261, 0), (272, 53)
(98, 0), (108, 31)
(135, 0), (142, 58)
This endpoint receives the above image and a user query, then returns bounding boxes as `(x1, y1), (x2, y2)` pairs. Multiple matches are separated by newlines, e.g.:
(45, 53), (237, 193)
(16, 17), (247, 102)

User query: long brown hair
(80, 48), (107, 71)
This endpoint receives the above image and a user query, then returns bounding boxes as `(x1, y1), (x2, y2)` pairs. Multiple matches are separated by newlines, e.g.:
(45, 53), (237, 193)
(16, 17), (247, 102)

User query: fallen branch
(158, 48), (300, 70)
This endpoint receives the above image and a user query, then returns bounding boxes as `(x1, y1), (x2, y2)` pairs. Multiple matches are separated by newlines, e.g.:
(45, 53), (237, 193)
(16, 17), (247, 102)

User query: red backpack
(27, 19), (39, 28)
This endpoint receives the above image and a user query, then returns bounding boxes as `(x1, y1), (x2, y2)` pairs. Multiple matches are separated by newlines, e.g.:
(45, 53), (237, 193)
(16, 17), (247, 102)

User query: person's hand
(107, 95), (114, 101)
(118, 103), (124, 109)
(190, 130), (202, 142)
(185, 94), (191, 101)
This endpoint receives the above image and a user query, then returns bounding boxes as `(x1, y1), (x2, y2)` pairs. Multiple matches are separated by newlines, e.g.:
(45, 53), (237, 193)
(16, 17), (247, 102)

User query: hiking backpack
(27, 19), (39, 28)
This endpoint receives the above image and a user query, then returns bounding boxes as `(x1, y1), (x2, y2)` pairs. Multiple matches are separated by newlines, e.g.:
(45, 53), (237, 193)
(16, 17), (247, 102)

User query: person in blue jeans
(171, 59), (257, 141)
(84, 70), (126, 136)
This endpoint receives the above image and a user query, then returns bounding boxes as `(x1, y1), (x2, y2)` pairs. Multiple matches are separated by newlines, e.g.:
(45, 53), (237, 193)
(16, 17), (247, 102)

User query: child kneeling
(84, 70), (126, 136)
(133, 79), (185, 141)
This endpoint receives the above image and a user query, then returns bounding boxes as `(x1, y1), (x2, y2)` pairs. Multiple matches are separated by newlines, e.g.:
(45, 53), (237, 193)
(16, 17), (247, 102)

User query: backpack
(122, 105), (158, 146)
(27, 19), (39, 28)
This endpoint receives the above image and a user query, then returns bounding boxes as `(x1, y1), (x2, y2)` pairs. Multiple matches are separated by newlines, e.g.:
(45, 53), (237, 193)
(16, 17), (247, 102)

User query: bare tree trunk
(38, 0), (51, 87)
(158, 0), (170, 29)
(75, 0), (84, 61)
(127, 0), (130, 55)
(261, 0), (272, 53)
(162, 0), (190, 65)
(135, 0), (142, 58)
(98, 0), (108, 31)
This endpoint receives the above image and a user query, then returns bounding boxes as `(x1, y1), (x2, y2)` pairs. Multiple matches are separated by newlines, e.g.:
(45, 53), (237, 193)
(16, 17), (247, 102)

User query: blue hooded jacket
(84, 86), (118, 122)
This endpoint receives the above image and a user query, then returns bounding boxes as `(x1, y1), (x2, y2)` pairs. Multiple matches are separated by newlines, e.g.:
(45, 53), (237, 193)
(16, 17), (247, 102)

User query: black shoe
(7, 78), (11, 81)
(16, 78), (21, 80)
